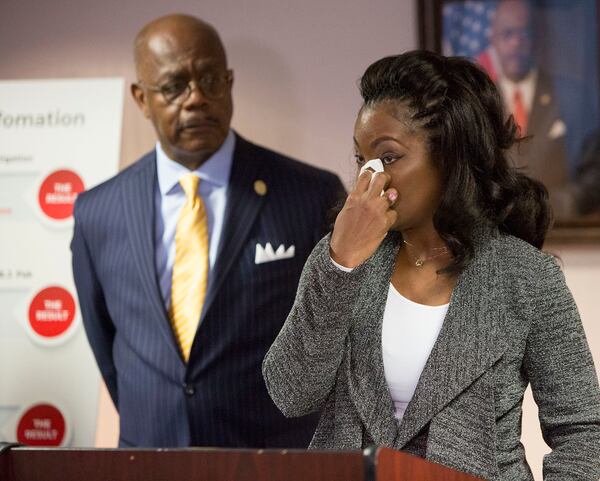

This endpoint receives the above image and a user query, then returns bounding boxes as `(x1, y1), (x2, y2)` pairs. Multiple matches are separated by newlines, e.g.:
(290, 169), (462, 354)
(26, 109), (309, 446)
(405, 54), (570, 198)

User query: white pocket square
(548, 119), (566, 139)
(255, 242), (295, 264)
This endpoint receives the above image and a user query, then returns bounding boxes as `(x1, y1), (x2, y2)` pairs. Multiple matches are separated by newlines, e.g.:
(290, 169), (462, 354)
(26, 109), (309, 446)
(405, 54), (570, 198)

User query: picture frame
(419, 0), (600, 242)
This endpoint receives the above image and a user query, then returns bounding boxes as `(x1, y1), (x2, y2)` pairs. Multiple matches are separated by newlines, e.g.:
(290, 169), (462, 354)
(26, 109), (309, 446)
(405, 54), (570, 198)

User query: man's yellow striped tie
(170, 173), (209, 361)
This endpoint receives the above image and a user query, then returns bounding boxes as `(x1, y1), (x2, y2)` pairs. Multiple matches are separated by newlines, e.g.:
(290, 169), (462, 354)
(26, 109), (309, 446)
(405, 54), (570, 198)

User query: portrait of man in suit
(71, 14), (345, 448)
(489, 0), (570, 210)
(442, 0), (600, 222)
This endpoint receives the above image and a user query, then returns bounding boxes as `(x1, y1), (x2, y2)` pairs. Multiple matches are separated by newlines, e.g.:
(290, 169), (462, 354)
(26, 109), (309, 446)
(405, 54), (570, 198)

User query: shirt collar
(497, 69), (537, 114)
(498, 68), (537, 94)
(156, 129), (236, 196)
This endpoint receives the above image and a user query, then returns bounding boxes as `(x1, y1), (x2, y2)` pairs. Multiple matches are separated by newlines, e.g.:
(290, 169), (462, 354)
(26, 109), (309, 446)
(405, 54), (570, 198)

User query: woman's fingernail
(388, 192), (397, 202)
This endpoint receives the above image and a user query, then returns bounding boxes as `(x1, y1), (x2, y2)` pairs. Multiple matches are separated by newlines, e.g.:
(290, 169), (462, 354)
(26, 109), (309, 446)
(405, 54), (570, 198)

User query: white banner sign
(0, 78), (124, 446)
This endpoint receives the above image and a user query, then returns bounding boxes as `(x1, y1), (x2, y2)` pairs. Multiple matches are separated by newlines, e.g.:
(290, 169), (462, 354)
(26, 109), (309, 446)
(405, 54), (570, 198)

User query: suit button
(183, 384), (195, 396)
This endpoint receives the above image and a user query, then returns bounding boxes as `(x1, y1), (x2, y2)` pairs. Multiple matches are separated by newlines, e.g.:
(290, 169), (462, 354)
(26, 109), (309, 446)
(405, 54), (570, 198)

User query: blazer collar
(198, 134), (268, 321)
(347, 232), (400, 446)
(347, 226), (507, 449)
(121, 153), (182, 361)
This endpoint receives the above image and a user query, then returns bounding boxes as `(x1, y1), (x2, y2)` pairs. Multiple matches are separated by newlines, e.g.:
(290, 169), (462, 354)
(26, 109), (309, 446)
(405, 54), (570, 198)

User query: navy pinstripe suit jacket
(71, 134), (345, 447)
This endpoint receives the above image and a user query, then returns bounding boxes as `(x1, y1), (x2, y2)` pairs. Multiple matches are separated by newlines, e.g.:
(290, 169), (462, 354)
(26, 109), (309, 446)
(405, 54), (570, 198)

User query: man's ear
(131, 83), (151, 119)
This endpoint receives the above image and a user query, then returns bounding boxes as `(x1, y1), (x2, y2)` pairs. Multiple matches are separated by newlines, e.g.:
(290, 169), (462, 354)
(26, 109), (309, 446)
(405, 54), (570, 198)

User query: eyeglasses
(139, 70), (233, 105)
(496, 27), (532, 43)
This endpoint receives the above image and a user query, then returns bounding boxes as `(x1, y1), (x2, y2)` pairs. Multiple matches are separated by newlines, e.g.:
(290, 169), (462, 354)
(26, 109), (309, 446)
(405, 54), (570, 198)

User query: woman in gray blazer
(263, 51), (600, 481)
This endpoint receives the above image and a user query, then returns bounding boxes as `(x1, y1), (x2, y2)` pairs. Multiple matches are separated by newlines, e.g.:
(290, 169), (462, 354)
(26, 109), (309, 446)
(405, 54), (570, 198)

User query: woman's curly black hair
(359, 50), (551, 275)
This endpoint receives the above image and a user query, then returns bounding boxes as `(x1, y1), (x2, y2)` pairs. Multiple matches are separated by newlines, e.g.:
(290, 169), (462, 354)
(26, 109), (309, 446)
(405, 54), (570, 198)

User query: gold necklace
(402, 239), (449, 267)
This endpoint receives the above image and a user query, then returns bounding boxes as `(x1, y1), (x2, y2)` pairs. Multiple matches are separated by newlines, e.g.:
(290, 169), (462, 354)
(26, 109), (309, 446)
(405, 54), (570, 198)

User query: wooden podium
(0, 444), (483, 481)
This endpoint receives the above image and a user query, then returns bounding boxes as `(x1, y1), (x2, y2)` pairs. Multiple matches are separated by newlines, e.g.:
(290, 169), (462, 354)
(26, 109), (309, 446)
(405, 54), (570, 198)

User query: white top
(382, 283), (448, 421)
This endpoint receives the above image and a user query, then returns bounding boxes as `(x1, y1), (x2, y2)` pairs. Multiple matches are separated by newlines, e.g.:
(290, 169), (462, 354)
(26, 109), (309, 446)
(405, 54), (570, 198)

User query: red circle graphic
(28, 286), (76, 338)
(38, 169), (84, 220)
(16, 404), (66, 446)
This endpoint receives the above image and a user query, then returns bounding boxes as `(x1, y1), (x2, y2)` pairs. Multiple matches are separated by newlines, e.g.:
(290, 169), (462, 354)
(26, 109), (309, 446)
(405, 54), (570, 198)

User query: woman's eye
(354, 155), (365, 165)
(381, 155), (400, 165)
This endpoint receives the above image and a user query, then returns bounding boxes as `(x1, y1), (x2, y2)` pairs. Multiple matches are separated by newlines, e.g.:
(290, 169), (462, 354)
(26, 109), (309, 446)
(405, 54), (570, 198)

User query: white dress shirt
(497, 69), (537, 116)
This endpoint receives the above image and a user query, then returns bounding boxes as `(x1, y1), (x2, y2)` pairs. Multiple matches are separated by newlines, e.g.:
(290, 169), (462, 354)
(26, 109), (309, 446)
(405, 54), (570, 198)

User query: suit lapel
(201, 136), (268, 320)
(347, 232), (401, 447)
(529, 73), (554, 137)
(394, 227), (507, 449)
(121, 154), (181, 360)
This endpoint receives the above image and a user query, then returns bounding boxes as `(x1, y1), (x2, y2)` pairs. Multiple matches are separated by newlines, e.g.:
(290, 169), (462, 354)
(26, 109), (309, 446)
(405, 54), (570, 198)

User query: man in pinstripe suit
(71, 14), (344, 448)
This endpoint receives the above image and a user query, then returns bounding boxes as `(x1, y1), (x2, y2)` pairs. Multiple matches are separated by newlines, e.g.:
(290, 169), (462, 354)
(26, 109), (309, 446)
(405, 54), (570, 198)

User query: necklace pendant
(415, 258), (424, 267)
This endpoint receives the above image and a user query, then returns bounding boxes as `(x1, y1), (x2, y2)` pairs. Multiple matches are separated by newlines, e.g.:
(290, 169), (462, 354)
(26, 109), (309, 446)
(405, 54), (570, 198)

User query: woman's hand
(329, 170), (398, 268)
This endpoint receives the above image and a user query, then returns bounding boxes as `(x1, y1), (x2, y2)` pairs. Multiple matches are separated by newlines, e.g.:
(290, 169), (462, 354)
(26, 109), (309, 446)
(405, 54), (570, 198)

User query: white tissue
(359, 158), (384, 175)
(359, 158), (386, 196)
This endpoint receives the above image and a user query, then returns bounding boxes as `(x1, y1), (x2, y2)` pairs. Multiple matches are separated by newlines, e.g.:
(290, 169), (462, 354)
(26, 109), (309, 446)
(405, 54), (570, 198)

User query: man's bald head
(134, 14), (227, 80)
(494, 0), (532, 29)
(130, 13), (234, 169)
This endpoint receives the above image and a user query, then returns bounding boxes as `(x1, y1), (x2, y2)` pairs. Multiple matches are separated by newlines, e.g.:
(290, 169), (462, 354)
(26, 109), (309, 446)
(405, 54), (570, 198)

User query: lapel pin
(540, 93), (551, 106)
(254, 179), (267, 196)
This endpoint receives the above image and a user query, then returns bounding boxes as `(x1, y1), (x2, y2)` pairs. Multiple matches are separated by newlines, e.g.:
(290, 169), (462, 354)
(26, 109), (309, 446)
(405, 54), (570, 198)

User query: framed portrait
(419, 0), (600, 242)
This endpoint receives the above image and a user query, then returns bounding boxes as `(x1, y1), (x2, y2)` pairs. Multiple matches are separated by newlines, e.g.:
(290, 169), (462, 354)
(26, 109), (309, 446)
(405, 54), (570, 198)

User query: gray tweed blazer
(263, 227), (600, 481)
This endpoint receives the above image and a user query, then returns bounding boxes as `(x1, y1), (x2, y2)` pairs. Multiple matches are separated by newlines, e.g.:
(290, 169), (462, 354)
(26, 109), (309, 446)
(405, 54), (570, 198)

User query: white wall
(1, 0), (416, 183)
(2, 1), (599, 479)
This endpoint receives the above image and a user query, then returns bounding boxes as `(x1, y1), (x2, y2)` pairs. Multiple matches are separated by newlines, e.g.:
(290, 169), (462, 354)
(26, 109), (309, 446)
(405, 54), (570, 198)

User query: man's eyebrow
(154, 68), (186, 82)
(156, 60), (223, 80)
